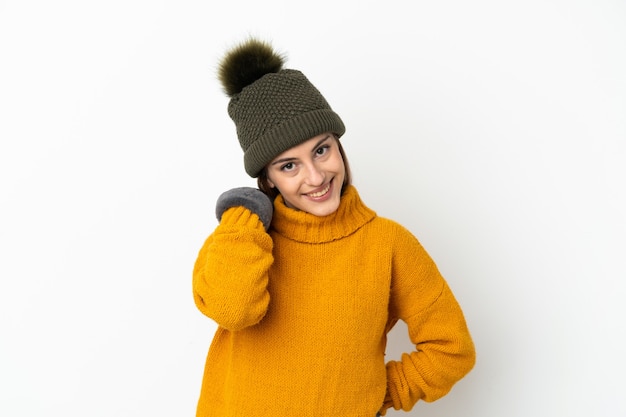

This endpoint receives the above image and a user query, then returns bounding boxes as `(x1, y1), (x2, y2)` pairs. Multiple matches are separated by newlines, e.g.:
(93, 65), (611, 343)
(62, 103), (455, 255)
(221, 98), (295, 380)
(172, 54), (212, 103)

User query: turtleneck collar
(270, 185), (376, 244)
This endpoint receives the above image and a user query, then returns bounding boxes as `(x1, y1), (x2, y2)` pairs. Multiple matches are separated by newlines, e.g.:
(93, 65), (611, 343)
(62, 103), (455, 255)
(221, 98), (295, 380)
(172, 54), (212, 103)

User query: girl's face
(266, 133), (346, 217)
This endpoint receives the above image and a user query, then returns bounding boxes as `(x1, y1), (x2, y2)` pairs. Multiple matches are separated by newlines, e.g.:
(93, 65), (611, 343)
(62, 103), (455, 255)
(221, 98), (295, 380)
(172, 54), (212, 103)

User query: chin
(306, 196), (341, 217)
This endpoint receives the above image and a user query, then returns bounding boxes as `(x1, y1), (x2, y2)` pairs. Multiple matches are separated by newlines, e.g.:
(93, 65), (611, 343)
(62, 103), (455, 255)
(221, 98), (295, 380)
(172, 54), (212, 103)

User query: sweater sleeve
(381, 227), (475, 415)
(192, 206), (274, 331)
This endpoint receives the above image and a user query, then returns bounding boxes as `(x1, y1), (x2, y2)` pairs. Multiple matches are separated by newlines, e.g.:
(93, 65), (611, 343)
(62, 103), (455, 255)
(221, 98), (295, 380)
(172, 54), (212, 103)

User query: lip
(304, 179), (334, 201)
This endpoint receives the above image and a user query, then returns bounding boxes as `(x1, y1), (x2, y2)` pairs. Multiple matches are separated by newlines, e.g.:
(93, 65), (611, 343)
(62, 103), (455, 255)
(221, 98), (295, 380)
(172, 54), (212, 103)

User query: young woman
(192, 38), (475, 417)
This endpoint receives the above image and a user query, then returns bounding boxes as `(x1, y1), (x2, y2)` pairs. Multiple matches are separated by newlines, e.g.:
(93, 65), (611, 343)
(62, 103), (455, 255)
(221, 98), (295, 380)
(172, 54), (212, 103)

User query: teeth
(308, 184), (330, 198)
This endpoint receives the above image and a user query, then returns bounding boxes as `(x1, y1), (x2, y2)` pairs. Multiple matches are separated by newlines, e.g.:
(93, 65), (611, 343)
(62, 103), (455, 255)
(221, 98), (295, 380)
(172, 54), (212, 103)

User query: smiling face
(266, 133), (346, 217)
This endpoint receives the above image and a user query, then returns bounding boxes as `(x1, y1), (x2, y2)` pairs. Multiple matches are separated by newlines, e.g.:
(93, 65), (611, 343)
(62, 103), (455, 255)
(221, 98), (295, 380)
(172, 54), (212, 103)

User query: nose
(304, 162), (325, 186)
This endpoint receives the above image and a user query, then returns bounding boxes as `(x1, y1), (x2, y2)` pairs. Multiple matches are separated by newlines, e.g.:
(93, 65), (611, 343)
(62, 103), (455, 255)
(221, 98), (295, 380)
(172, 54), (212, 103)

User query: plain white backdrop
(1, 0), (625, 416)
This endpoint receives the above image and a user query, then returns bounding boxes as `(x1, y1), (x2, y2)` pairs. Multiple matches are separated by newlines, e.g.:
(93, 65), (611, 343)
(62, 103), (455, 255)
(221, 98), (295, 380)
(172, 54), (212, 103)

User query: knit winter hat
(218, 38), (346, 178)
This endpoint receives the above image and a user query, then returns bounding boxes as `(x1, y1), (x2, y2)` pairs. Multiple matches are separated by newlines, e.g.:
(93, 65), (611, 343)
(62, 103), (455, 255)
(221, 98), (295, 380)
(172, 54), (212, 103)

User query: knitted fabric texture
(192, 186), (475, 416)
(228, 68), (345, 177)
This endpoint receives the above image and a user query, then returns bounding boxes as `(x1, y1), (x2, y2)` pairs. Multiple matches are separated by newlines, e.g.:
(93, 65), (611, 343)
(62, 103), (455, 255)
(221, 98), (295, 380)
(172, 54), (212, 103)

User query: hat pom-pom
(218, 38), (285, 97)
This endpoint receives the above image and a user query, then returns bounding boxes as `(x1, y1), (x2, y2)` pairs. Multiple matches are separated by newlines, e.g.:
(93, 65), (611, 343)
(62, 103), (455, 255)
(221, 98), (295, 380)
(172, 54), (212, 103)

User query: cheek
(267, 172), (291, 193)
(268, 175), (300, 199)
(333, 155), (346, 176)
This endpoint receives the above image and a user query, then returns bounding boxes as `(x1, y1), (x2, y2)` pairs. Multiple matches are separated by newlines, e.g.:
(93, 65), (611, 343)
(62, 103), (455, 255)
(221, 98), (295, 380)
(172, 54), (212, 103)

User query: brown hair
(257, 136), (352, 200)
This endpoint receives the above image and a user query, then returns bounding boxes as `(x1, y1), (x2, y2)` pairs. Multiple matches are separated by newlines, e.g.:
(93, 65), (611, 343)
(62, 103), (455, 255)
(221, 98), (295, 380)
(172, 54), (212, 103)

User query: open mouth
(307, 182), (331, 198)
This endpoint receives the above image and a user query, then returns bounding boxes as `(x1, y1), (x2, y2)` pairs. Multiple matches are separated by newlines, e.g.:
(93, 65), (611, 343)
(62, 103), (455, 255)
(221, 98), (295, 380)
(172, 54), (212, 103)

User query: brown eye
(316, 145), (330, 156)
(281, 162), (295, 172)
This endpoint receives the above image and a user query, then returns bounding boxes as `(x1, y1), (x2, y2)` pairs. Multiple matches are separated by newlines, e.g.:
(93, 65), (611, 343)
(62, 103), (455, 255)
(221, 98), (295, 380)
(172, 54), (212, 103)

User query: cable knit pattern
(192, 186), (475, 417)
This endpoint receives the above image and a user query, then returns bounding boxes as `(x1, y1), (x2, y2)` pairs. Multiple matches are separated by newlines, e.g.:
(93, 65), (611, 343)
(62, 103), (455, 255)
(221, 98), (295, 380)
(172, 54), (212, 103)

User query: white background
(1, 1), (625, 416)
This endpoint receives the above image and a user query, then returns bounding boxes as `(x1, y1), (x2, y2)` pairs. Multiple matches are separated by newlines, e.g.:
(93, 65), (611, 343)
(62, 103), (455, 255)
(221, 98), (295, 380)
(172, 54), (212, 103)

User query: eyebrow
(270, 135), (332, 166)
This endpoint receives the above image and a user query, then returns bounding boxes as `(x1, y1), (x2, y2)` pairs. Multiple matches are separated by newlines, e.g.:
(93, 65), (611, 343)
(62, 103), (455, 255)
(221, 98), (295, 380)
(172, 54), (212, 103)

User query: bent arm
(381, 227), (475, 414)
(192, 206), (274, 331)
(383, 282), (475, 413)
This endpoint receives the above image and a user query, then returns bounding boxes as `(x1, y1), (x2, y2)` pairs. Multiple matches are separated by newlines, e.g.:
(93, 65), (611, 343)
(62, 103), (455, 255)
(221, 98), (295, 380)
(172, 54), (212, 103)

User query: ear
(267, 178), (276, 188)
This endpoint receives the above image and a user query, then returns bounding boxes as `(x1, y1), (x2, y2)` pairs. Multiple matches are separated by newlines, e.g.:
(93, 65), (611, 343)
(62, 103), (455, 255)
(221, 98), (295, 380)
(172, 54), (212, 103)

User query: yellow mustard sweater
(192, 186), (475, 417)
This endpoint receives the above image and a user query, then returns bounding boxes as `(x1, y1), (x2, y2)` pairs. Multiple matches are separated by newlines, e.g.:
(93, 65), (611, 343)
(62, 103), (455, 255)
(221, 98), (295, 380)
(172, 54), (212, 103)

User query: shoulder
(365, 215), (422, 246)
(349, 187), (422, 245)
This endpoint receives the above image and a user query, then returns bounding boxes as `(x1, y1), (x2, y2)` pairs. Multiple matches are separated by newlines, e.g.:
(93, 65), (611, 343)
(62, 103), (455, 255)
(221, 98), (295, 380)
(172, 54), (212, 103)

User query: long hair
(257, 136), (352, 200)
